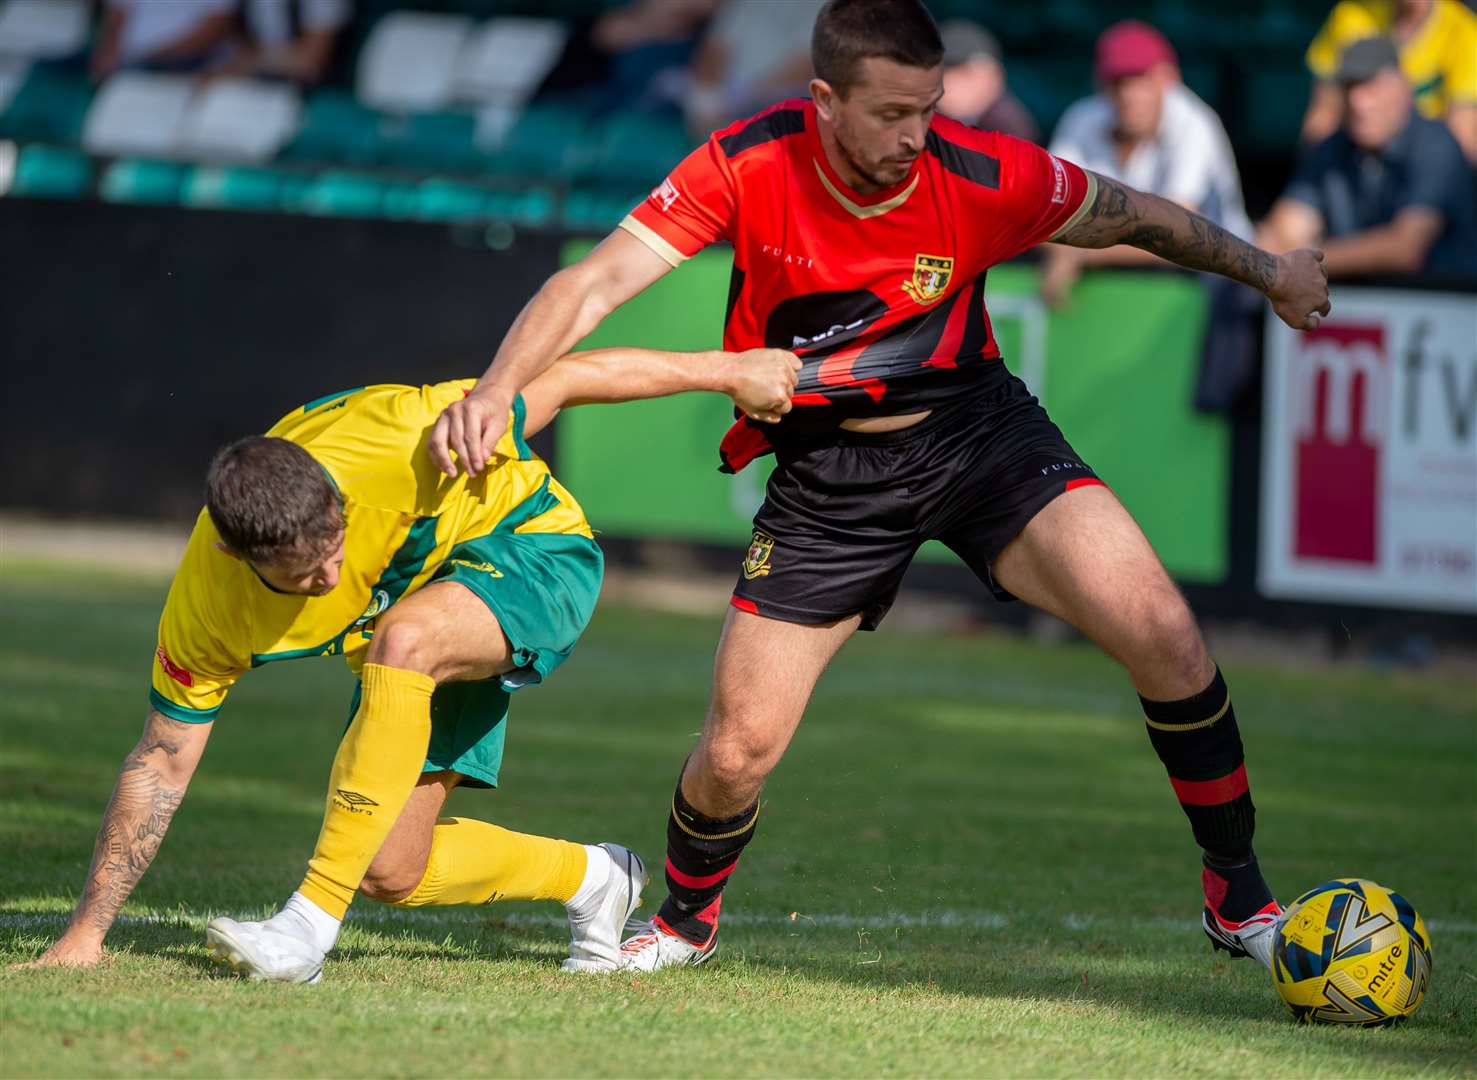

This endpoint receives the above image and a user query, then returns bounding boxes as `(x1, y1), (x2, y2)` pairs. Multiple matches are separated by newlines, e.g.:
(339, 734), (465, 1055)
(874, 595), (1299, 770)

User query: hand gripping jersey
(620, 99), (1096, 471)
(150, 382), (593, 723)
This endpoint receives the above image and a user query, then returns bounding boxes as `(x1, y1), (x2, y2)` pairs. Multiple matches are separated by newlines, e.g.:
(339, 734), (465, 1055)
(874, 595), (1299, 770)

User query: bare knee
(1129, 588), (1211, 694)
(365, 614), (436, 678)
(358, 859), (427, 904)
(693, 707), (788, 808)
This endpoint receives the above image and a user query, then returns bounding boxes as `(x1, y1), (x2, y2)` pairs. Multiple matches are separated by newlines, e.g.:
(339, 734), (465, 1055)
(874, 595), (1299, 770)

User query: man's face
(940, 56), (1003, 121)
(1106, 63), (1171, 140)
(1345, 67), (1412, 150)
(815, 57), (943, 190)
(253, 532), (346, 596)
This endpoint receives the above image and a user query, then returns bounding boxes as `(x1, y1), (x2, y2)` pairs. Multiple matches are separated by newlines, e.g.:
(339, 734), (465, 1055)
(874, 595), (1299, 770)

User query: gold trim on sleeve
(618, 214), (690, 267)
(1048, 170), (1098, 242)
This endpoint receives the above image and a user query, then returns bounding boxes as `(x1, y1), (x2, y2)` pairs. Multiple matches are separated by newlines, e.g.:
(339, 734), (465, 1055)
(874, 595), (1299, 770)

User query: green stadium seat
(377, 109), (481, 171)
(296, 169), (399, 216)
(281, 89), (384, 166)
(585, 110), (690, 188)
(183, 164), (303, 212)
(409, 176), (490, 220)
(560, 186), (642, 231)
(0, 63), (92, 143)
(484, 102), (589, 179)
(100, 158), (189, 205)
(9, 142), (91, 197)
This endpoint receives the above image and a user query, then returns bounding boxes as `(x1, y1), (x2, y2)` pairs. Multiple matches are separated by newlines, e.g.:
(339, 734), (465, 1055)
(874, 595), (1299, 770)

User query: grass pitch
(1, 561), (1473, 1078)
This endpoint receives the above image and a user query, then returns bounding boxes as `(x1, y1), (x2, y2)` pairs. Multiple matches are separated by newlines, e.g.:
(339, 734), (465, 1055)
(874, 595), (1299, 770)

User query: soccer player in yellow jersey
(23, 346), (802, 982)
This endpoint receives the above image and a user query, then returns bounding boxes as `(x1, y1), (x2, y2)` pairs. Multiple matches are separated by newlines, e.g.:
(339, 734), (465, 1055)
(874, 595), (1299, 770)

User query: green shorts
(344, 529), (603, 789)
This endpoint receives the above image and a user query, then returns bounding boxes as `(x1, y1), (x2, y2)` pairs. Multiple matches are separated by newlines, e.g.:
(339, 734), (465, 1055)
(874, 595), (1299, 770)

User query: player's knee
(365, 614), (438, 678)
(700, 713), (784, 796)
(1135, 589), (1209, 685)
(358, 861), (426, 904)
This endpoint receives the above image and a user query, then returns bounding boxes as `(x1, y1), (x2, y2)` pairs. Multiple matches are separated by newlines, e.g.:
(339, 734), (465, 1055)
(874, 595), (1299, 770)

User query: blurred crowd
(38, 0), (1477, 281)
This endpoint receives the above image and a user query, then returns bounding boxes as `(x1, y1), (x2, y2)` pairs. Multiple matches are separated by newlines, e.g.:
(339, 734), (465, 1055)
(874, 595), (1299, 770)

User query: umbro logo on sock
(334, 789), (379, 814)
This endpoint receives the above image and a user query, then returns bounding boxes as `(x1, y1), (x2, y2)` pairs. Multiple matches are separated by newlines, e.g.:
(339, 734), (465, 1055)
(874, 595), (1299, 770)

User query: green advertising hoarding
(557, 242), (1228, 583)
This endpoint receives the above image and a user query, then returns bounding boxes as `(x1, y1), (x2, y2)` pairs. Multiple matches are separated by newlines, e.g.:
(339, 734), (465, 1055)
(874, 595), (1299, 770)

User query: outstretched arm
(21, 710), (210, 968)
(430, 228), (677, 478)
(1057, 173), (1331, 330)
(521, 346), (803, 438)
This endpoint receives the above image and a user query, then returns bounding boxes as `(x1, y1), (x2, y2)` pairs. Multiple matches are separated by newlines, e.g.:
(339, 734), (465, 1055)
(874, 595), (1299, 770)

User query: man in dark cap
(937, 19), (1039, 142)
(1260, 36), (1477, 278)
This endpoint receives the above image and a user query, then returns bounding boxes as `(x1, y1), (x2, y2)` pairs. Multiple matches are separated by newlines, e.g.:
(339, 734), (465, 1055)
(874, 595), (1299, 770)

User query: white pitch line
(3, 910), (1474, 936)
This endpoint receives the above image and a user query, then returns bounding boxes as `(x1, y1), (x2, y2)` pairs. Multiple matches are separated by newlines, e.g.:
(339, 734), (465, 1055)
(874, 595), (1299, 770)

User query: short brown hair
(205, 436), (343, 564)
(812, 0), (943, 96)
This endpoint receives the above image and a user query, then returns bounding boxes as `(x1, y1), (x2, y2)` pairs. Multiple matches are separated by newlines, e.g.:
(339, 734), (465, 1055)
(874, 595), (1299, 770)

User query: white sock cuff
(566, 844), (610, 913)
(281, 890), (343, 952)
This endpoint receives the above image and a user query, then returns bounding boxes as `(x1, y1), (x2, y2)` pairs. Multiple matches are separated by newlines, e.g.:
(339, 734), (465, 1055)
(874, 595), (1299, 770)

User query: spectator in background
(1301, 0), (1477, 162)
(536, 0), (716, 114)
(1260, 37), (1477, 278)
(936, 20), (1039, 142)
(685, 0), (825, 137)
(209, 0), (351, 87)
(1039, 20), (1251, 308)
(91, 0), (237, 82)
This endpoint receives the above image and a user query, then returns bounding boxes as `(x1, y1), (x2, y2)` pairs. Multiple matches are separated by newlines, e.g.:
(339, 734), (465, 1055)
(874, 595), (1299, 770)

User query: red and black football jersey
(621, 99), (1096, 471)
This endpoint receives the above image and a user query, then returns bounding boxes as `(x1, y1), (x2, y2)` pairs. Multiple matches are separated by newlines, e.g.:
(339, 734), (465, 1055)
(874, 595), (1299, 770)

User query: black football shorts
(731, 367), (1104, 630)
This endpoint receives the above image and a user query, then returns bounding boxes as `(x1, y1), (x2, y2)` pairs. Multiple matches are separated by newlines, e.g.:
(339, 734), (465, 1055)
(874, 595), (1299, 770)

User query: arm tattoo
(1060, 174), (1278, 293)
(71, 721), (191, 936)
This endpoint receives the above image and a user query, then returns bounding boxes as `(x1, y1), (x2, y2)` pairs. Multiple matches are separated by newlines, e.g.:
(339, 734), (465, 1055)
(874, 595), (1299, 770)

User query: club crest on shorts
(743, 530), (775, 579)
(902, 253), (953, 304)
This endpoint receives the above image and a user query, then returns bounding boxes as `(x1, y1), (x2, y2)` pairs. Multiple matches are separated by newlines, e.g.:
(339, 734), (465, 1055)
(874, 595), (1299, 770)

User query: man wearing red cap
(1041, 20), (1251, 307)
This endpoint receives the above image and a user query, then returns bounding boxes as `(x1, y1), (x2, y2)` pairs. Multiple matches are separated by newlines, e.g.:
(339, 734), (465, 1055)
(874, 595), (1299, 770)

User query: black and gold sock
(1142, 667), (1273, 921)
(654, 782), (759, 945)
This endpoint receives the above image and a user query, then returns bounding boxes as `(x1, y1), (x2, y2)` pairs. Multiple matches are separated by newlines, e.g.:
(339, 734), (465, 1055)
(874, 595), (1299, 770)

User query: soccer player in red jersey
(430, 0), (1330, 974)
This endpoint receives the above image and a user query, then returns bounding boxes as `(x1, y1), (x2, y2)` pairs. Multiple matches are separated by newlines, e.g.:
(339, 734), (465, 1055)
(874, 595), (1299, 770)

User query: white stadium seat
(0, 0), (90, 59)
(177, 78), (302, 163)
(453, 17), (568, 106)
(81, 72), (194, 158)
(356, 12), (472, 113)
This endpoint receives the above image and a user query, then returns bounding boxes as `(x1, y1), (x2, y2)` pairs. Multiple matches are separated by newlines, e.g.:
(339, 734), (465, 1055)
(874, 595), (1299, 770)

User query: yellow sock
(299, 662), (436, 919)
(392, 818), (588, 907)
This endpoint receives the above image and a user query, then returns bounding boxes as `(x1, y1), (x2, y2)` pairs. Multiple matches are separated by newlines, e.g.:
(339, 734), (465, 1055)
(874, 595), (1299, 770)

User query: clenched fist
(726, 349), (803, 424)
(1268, 248), (1332, 331)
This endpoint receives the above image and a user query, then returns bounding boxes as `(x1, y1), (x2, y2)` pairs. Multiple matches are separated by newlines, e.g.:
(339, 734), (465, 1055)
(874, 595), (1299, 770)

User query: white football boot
(205, 915), (326, 984)
(1203, 900), (1283, 970)
(618, 898), (721, 972)
(561, 843), (650, 973)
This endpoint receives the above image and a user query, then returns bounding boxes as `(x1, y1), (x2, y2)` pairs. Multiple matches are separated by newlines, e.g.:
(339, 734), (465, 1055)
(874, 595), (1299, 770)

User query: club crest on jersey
(743, 531), (775, 579)
(902, 254), (953, 304)
(353, 588), (391, 628)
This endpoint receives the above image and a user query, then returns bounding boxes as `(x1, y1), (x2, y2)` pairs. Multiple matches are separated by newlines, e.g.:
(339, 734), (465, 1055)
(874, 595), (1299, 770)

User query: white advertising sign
(1260, 288), (1477, 613)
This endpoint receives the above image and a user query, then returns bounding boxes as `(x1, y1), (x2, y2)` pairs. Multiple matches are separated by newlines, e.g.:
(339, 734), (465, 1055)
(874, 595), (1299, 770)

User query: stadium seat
(452, 17), (568, 106)
(356, 12), (472, 113)
(297, 169), (396, 217)
(0, 57), (27, 117)
(82, 73), (194, 158)
(410, 177), (491, 221)
(100, 158), (190, 205)
(8, 141), (90, 197)
(0, 61), (92, 142)
(183, 164), (303, 212)
(0, 0), (90, 60)
(585, 110), (689, 187)
(176, 79), (302, 163)
(561, 186), (642, 231)
(377, 109), (480, 171)
(481, 101), (588, 178)
(281, 88), (384, 166)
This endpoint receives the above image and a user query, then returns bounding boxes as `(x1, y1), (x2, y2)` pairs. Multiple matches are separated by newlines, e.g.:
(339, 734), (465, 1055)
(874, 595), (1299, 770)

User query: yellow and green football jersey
(150, 380), (595, 724)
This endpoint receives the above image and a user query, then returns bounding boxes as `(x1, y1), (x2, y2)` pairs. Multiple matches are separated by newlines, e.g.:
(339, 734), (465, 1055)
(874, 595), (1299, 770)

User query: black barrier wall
(0, 199), (563, 520)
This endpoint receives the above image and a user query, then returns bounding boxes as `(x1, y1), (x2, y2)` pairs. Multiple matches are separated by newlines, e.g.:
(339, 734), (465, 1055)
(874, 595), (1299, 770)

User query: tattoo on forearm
(1064, 174), (1277, 293)
(73, 731), (188, 936)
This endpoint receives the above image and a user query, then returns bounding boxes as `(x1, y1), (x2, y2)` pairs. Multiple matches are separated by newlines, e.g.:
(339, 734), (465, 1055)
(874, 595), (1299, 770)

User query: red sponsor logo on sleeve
(1049, 155), (1068, 205)
(156, 646), (194, 687)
